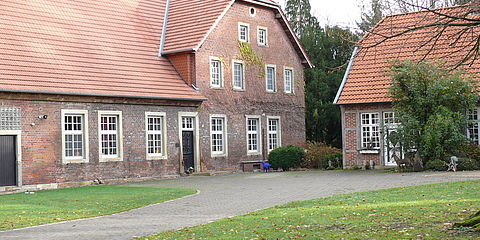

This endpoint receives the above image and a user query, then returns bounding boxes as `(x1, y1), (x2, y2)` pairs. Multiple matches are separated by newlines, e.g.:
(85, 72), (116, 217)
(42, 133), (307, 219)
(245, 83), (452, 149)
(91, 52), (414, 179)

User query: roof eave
(0, 89), (208, 103)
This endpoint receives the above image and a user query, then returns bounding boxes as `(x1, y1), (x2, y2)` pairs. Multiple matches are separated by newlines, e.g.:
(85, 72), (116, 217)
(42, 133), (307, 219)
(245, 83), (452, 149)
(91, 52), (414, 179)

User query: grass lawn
(0, 185), (195, 230)
(143, 180), (480, 240)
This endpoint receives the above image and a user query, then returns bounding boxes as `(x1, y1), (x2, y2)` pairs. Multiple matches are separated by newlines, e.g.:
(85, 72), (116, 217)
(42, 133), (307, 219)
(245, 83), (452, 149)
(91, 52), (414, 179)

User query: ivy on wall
(238, 41), (266, 77)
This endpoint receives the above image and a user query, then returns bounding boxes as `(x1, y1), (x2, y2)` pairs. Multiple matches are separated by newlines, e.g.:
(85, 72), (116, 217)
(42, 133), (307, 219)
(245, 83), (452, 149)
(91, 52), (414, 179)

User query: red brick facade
(341, 103), (393, 168)
(0, 93), (198, 185)
(193, 2), (306, 171)
(0, 1), (308, 187)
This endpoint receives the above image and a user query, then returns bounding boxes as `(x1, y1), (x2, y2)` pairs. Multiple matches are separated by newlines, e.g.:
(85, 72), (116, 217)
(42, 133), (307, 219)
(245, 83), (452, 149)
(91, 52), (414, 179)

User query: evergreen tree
(357, 0), (384, 34)
(285, 0), (315, 36)
(285, 0), (358, 148)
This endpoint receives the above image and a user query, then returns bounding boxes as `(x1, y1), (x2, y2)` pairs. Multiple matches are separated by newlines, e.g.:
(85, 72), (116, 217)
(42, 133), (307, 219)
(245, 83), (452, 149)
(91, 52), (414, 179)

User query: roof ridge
(382, 3), (469, 19)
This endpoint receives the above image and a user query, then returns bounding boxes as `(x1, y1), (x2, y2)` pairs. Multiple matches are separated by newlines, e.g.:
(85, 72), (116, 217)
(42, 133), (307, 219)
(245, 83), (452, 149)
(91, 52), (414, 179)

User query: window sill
(63, 158), (89, 164)
(99, 157), (123, 162)
(210, 87), (224, 90)
(359, 149), (380, 154)
(266, 90), (277, 94)
(211, 153), (228, 158)
(284, 92), (295, 96)
(233, 88), (246, 92)
(147, 155), (168, 161)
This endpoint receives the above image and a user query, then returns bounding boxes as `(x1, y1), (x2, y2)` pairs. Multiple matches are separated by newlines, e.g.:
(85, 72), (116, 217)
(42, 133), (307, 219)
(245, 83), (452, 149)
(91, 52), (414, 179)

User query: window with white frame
(233, 61), (245, 90)
(258, 27), (268, 46)
(361, 113), (380, 149)
(267, 117), (280, 151)
(383, 112), (399, 125)
(266, 65), (276, 92)
(146, 113), (166, 158)
(468, 108), (480, 144)
(284, 68), (294, 93)
(182, 117), (194, 130)
(99, 112), (122, 160)
(238, 23), (250, 42)
(210, 57), (223, 88)
(247, 117), (261, 154)
(62, 109), (89, 163)
(210, 115), (227, 156)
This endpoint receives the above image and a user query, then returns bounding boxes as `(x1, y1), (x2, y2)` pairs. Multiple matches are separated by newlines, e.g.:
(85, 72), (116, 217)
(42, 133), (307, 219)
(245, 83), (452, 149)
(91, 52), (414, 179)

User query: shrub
(460, 143), (480, 166)
(323, 152), (343, 169)
(268, 145), (305, 171)
(457, 158), (480, 171)
(425, 159), (447, 171)
(304, 142), (341, 169)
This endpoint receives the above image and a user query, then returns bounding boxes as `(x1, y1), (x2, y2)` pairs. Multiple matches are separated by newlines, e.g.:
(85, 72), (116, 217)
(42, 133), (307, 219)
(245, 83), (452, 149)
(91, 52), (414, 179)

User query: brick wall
(341, 102), (393, 168)
(0, 95), (197, 185)
(193, 2), (307, 171)
(168, 53), (196, 86)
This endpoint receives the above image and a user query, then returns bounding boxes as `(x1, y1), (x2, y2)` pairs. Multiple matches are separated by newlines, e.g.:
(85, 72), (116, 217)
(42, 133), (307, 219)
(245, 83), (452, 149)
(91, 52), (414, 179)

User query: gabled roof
(335, 5), (480, 105)
(0, 0), (205, 101)
(162, 0), (313, 68)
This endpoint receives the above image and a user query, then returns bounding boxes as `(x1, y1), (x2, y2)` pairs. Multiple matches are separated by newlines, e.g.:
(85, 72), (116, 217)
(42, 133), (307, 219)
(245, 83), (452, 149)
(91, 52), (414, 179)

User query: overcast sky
(278, 0), (364, 29)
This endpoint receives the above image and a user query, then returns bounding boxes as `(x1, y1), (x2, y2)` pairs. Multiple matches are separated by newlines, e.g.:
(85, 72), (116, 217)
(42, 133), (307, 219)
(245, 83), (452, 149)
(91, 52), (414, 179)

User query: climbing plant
(238, 41), (266, 77)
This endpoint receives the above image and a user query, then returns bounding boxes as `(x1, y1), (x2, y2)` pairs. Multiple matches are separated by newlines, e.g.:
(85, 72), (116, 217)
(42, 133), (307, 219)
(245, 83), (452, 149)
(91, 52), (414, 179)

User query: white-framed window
(61, 109), (89, 164)
(210, 114), (228, 157)
(232, 60), (245, 90)
(257, 27), (268, 46)
(284, 67), (294, 94)
(361, 113), (380, 149)
(468, 108), (480, 144)
(267, 117), (281, 152)
(266, 65), (276, 92)
(146, 112), (167, 160)
(210, 57), (223, 88)
(383, 112), (399, 125)
(98, 111), (123, 162)
(238, 22), (250, 42)
(246, 116), (262, 155)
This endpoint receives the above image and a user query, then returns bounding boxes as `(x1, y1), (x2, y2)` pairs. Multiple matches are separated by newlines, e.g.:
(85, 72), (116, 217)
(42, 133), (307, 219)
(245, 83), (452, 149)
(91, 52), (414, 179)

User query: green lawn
(143, 180), (480, 240)
(0, 185), (195, 230)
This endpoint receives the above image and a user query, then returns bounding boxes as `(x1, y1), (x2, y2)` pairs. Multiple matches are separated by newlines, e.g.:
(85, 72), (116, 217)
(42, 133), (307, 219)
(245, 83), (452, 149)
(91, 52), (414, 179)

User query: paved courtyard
(1, 170), (479, 240)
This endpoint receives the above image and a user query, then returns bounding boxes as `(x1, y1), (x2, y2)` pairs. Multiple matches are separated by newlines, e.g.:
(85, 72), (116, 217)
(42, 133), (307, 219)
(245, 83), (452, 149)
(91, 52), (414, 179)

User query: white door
(383, 112), (402, 166)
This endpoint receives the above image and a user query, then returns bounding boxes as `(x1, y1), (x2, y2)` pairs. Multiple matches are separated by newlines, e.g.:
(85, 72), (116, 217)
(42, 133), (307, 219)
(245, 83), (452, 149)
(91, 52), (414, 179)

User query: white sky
(278, 0), (364, 29)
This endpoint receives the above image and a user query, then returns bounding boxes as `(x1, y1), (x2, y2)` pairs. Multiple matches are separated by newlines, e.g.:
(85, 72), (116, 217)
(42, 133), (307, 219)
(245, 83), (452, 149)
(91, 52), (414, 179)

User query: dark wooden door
(0, 136), (16, 186)
(182, 131), (194, 172)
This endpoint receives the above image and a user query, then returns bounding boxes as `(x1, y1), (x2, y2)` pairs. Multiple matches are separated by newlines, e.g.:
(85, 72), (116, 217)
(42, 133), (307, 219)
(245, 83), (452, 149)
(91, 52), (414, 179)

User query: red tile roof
(336, 5), (480, 104)
(0, 0), (205, 101)
(162, 0), (312, 67)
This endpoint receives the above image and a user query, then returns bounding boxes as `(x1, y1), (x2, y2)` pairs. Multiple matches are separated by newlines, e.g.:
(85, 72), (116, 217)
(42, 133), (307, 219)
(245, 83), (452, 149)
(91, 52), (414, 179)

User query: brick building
(0, 0), (312, 189)
(334, 5), (480, 169)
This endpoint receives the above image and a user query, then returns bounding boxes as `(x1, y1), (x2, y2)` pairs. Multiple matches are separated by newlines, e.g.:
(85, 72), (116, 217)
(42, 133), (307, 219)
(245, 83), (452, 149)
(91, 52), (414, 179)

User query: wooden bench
(241, 160), (265, 172)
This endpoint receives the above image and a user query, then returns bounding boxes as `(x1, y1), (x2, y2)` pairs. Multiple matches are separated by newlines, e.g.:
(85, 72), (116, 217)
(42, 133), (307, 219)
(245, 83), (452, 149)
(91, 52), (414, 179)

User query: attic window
(250, 7), (256, 17)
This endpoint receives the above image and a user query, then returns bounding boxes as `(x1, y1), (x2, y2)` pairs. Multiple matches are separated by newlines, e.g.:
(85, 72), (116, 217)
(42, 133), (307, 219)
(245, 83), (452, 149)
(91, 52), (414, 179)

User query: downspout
(333, 46), (359, 104)
(158, 0), (171, 57)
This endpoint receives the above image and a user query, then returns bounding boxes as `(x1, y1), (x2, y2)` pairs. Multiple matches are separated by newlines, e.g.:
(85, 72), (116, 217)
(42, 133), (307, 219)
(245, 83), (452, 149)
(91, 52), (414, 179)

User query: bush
(460, 143), (480, 166)
(323, 152), (343, 169)
(304, 142), (341, 169)
(268, 145), (305, 171)
(457, 157), (480, 171)
(425, 159), (447, 171)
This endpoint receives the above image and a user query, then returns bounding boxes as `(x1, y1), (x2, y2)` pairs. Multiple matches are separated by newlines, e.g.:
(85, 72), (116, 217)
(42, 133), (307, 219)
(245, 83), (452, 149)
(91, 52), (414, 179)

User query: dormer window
(238, 23), (250, 42)
(258, 27), (268, 46)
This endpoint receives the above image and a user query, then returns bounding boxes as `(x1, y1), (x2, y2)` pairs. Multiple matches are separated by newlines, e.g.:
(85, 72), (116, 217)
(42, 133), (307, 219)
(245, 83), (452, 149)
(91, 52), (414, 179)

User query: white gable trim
(333, 46), (359, 104)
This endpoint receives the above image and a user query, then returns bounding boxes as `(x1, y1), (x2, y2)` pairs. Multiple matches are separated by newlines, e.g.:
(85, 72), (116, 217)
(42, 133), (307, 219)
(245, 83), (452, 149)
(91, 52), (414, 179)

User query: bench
(241, 160), (266, 172)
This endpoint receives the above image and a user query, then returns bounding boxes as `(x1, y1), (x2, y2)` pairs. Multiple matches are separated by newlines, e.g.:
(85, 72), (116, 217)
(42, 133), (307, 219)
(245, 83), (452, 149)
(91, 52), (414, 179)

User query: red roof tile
(0, 0), (205, 101)
(336, 5), (480, 104)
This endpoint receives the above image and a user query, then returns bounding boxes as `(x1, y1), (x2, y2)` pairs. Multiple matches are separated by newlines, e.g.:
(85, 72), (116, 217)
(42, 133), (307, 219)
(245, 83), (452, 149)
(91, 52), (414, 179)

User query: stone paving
(1, 170), (479, 240)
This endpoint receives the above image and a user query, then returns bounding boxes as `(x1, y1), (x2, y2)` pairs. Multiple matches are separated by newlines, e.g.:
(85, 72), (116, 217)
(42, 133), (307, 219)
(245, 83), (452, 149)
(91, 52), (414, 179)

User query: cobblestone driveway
(1, 170), (479, 240)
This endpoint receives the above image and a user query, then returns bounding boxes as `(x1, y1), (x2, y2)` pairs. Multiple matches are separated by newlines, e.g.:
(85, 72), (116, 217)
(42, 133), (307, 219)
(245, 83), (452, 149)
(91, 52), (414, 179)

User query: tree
(389, 60), (477, 168)
(285, 0), (358, 148)
(357, 0), (385, 34)
(285, 0), (317, 36)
